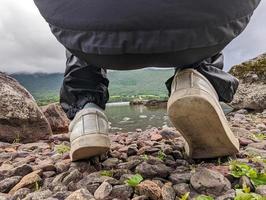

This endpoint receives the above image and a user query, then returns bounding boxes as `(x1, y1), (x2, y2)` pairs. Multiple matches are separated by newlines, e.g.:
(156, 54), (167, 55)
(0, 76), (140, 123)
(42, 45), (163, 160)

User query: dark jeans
(60, 50), (239, 120)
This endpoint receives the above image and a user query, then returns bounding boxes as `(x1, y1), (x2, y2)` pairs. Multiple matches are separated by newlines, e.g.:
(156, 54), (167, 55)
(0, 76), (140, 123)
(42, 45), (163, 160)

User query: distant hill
(10, 68), (174, 105)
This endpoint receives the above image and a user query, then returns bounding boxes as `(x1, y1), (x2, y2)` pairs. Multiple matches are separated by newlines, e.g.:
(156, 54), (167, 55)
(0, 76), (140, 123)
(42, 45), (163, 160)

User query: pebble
(65, 188), (95, 200)
(94, 181), (112, 199)
(190, 168), (231, 197)
(161, 182), (175, 200)
(137, 180), (162, 200)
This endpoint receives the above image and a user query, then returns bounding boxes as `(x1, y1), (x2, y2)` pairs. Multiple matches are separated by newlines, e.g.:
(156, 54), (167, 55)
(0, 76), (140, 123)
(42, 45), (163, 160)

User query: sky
(0, 0), (265, 74)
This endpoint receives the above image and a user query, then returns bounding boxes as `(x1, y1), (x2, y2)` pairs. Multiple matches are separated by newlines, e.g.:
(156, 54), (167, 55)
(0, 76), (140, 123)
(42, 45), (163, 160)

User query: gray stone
(109, 185), (133, 199)
(102, 158), (119, 169)
(256, 185), (266, 196)
(136, 162), (172, 178)
(10, 188), (31, 200)
(169, 172), (191, 184)
(94, 181), (112, 199)
(173, 183), (190, 196)
(0, 72), (52, 143)
(66, 188), (95, 200)
(62, 169), (82, 185)
(190, 168), (231, 197)
(10, 164), (33, 177)
(161, 183), (175, 200)
(216, 189), (235, 200)
(23, 189), (53, 200)
(0, 176), (21, 193)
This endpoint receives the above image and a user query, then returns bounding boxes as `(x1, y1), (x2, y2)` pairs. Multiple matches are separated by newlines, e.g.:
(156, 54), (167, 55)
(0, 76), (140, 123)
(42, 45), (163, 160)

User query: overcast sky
(0, 0), (265, 74)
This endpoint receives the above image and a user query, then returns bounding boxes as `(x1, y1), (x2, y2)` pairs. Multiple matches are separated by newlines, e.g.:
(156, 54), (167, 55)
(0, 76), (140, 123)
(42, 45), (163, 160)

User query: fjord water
(105, 102), (233, 132)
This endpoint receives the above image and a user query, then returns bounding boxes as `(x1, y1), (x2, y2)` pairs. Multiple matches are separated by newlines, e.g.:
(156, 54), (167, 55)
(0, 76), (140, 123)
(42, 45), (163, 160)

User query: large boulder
(229, 53), (266, 110)
(41, 103), (70, 134)
(0, 72), (52, 143)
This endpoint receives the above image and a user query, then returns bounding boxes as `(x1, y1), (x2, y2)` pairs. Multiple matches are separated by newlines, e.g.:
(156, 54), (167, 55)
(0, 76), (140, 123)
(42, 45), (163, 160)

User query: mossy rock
(229, 53), (266, 83)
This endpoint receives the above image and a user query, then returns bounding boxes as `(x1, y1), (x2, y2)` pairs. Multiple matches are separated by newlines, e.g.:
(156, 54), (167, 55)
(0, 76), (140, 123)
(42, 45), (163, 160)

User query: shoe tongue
(83, 102), (103, 111)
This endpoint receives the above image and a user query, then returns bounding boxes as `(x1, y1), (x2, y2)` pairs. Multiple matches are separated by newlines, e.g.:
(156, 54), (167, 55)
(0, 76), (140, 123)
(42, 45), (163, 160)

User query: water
(105, 102), (171, 132)
(105, 102), (234, 132)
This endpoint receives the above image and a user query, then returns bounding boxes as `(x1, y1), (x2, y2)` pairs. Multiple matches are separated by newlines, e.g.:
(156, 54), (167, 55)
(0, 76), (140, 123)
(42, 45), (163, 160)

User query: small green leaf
(100, 170), (113, 177)
(157, 150), (166, 161)
(55, 144), (70, 154)
(195, 195), (214, 200)
(179, 192), (190, 200)
(124, 174), (143, 187)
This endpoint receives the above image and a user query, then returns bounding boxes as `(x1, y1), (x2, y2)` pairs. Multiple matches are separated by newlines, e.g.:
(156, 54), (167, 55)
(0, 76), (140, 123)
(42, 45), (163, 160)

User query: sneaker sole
(70, 134), (110, 161)
(167, 88), (239, 159)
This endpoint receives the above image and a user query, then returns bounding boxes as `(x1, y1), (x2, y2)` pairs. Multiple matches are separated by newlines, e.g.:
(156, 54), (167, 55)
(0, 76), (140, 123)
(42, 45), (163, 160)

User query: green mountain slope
(11, 68), (174, 105)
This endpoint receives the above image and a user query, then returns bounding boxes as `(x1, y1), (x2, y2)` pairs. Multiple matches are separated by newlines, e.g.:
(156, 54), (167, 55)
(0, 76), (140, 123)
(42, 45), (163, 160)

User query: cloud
(0, 0), (265, 73)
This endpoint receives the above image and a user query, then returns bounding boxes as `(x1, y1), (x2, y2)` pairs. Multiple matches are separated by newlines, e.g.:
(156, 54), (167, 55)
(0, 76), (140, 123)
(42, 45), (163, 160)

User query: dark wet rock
(137, 180), (162, 200)
(0, 176), (21, 193)
(109, 184), (133, 199)
(41, 102), (70, 134)
(70, 160), (95, 173)
(135, 162), (172, 178)
(255, 185), (266, 196)
(0, 72), (52, 143)
(245, 147), (266, 159)
(190, 168), (231, 197)
(10, 188), (31, 200)
(62, 169), (82, 185)
(52, 172), (69, 186)
(173, 183), (191, 196)
(42, 171), (56, 178)
(216, 189), (235, 200)
(161, 182), (175, 200)
(239, 176), (255, 192)
(127, 145), (138, 156)
(65, 188), (95, 200)
(117, 159), (142, 170)
(159, 128), (180, 140)
(77, 172), (119, 194)
(23, 189), (53, 200)
(102, 158), (120, 169)
(10, 164), (33, 177)
(132, 195), (148, 200)
(169, 172), (191, 184)
(94, 181), (112, 199)
(52, 191), (72, 199)
(172, 150), (183, 160)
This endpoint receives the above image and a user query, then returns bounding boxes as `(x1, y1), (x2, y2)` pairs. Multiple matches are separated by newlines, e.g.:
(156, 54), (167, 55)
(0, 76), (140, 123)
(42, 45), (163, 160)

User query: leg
(166, 52), (239, 158)
(165, 52), (239, 103)
(60, 50), (109, 120)
(60, 50), (111, 161)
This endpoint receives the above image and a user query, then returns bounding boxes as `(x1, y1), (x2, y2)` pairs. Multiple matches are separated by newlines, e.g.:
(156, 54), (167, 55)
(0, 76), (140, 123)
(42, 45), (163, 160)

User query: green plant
(195, 195), (214, 200)
(179, 192), (190, 200)
(100, 170), (113, 177)
(254, 133), (266, 140)
(157, 150), (166, 161)
(13, 133), (20, 144)
(235, 189), (265, 200)
(35, 181), (40, 191)
(124, 174), (143, 187)
(55, 144), (70, 154)
(141, 154), (149, 161)
(229, 161), (266, 187)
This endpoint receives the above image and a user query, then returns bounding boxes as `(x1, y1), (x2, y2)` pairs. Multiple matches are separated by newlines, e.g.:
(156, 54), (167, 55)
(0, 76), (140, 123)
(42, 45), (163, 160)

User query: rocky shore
(0, 53), (265, 199)
(0, 109), (265, 199)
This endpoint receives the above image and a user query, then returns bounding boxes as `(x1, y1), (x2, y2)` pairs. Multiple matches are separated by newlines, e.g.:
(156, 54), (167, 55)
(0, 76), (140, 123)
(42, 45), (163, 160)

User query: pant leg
(165, 53), (239, 103)
(60, 50), (109, 120)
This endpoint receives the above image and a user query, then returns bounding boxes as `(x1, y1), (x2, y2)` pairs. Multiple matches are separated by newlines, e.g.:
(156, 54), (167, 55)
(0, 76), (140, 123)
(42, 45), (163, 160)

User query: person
(34, 0), (261, 161)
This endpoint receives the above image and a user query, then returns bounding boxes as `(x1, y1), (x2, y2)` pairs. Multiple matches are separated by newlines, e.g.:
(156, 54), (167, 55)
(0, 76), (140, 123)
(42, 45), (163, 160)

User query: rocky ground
(0, 109), (265, 200)
(0, 54), (266, 199)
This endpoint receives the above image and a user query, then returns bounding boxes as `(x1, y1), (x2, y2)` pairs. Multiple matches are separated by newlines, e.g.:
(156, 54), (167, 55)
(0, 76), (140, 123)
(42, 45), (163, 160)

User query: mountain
(10, 69), (174, 105)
